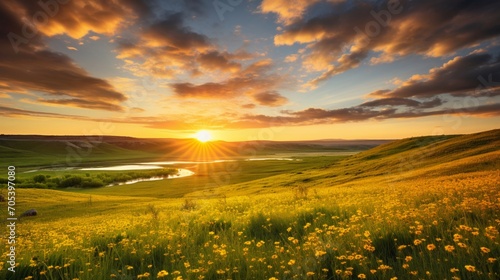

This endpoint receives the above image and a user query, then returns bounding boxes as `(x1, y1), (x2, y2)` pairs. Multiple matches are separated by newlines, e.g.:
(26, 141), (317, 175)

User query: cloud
(236, 103), (500, 128)
(197, 51), (241, 73)
(368, 53), (500, 99)
(3, 0), (151, 39)
(171, 59), (289, 107)
(67, 46), (78, 51)
(116, 13), (215, 78)
(359, 97), (444, 109)
(172, 82), (237, 99)
(253, 91), (288, 107)
(0, 105), (86, 120)
(142, 13), (212, 52)
(242, 104), (256, 109)
(0, 2), (126, 111)
(284, 54), (298, 63)
(38, 98), (124, 111)
(270, 0), (500, 87)
(89, 35), (100, 41)
(260, 0), (322, 25)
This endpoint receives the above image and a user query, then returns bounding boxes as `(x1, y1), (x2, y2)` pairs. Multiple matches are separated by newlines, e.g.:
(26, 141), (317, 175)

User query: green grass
(68, 156), (343, 198)
(0, 140), (159, 168)
(0, 129), (498, 280)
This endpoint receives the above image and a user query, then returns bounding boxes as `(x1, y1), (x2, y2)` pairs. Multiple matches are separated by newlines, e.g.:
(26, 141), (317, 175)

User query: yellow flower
(363, 244), (375, 252)
(358, 274), (366, 279)
(480, 247), (490, 253)
(378, 264), (391, 270)
(405, 256), (412, 262)
(413, 239), (422, 246)
(315, 250), (327, 257)
(426, 244), (436, 251)
(288, 260), (295, 266)
(306, 272), (315, 276)
(445, 245), (455, 252)
(464, 265), (476, 272)
(397, 245), (407, 250)
(450, 268), (459, 273)
(157, 270), (169, 278)
(487, 258), (497, 263)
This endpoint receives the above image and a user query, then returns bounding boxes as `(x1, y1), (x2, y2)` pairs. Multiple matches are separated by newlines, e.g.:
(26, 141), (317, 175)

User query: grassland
(0, 129), (499, 279)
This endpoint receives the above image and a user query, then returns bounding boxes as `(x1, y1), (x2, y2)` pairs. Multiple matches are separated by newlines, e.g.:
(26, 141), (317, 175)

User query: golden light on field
(195, 130), (212, 143)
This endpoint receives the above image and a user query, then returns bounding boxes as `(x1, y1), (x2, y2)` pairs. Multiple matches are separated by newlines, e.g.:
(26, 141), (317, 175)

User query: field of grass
(0, 129), (499, 279)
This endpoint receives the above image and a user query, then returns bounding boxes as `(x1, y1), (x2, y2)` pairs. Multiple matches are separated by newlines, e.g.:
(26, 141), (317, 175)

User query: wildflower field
(1, 130), (499, 280)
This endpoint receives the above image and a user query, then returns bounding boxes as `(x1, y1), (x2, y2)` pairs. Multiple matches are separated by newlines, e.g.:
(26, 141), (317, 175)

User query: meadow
(0, 130), (499, 280)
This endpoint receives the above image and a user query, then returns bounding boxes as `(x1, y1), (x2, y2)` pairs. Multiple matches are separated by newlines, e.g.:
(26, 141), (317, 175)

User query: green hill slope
(189, 129), (499, 197)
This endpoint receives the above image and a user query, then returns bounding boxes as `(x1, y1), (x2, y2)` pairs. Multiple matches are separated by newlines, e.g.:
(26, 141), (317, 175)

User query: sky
(0, 0), (499, 141)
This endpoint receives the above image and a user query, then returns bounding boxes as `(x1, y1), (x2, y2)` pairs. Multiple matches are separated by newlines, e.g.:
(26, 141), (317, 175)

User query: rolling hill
(188, 129), (499, 197)
(0, 135), (389, 167)
(2, 129), (498, 280)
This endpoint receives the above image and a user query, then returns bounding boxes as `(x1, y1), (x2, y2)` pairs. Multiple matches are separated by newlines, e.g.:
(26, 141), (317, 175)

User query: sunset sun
(195, 130), (212, 143)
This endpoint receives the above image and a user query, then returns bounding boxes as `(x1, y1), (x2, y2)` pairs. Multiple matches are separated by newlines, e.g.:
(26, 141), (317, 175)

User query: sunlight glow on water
(80, 164), (164, 171)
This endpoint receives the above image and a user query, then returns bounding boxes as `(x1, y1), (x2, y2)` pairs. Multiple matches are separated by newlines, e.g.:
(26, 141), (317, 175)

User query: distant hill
(0, 135), (390, 168)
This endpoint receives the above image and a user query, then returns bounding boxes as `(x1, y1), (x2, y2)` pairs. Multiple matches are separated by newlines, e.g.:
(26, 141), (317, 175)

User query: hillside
(0, 135), (388, 167)
(188, 129), (499, 197)
(2, 129), (498, 280)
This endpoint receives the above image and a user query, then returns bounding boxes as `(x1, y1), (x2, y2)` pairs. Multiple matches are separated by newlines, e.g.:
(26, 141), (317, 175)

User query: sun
(195, 130), (212, 143)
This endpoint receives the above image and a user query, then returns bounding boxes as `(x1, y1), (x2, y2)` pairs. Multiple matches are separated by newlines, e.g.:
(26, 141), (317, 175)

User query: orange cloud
(171, 59), (289, 107)
(0, 2), (127, 111)
(272, 0), (500, 87)
(260, 0), (321, 25)
(3, 0), (148, 39)
(253, 91), (288, 107)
